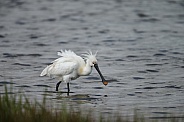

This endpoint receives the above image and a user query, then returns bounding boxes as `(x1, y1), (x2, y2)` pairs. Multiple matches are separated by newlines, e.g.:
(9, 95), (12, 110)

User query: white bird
(40, 49), (108, 95)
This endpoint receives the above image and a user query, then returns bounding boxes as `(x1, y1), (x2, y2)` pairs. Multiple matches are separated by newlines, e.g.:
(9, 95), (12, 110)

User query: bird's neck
(79, 60), (92, 76)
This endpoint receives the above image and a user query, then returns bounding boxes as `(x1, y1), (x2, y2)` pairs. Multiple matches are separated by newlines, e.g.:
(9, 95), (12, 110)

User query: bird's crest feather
(82, 50), (98, 60)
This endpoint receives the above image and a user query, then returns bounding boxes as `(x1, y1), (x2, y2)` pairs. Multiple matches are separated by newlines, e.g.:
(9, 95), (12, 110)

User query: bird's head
(82, 50), (98, 67)
(82, 50), (108, 86)
(88, 55), (98, 67)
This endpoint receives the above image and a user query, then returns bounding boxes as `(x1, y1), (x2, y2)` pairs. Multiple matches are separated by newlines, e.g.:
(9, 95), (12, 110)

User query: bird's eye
(92, 62), (96, 64)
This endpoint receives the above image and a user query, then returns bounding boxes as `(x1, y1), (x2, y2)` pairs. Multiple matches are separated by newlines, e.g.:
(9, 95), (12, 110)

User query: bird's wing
(57, 50), (77, 57)
(40, 50), (84, 77)
(46, 58), (79, 77)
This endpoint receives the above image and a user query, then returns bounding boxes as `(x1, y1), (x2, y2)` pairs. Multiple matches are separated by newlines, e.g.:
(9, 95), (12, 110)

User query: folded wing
(40, 58), (78, 78)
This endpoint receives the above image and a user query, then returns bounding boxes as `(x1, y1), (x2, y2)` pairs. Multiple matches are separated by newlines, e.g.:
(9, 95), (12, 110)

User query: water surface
(0, 0), (184, 120)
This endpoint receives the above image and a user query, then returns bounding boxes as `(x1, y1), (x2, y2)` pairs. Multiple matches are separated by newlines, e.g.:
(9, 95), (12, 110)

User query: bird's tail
(40, 66), (49, 76)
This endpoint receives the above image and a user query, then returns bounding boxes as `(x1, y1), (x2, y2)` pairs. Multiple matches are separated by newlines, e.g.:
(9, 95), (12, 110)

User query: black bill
(94, 64), (108, 85)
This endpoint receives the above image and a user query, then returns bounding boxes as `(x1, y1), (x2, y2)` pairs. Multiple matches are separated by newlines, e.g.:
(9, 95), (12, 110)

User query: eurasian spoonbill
(40, 50), (108, 94)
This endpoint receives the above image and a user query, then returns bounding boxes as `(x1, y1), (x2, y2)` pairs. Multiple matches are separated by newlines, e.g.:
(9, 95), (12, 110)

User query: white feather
(41, 50), (84, 79)
(40, 49), (100, 85)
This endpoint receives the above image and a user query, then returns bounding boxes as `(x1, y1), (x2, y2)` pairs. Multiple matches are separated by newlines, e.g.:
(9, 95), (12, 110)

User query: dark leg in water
(67, 82), (70, 95)
(56, 81), (61, 91)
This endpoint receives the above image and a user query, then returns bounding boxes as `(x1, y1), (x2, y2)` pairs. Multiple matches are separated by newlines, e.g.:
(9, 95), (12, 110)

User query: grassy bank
(0, 86), (183, 122)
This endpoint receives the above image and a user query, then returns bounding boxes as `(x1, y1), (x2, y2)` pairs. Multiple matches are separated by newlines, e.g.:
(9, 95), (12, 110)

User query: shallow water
(0, 0), (184, 120)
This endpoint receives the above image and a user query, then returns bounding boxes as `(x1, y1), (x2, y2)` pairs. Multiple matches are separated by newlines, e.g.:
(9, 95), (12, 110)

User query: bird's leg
(67, 82), (70, 95)
(56, 81), (61, 91)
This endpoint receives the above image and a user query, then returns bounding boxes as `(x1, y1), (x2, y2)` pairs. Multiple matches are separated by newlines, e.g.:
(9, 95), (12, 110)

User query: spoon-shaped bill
(94, 64), (108, 86)
(103, 81), (108, 85)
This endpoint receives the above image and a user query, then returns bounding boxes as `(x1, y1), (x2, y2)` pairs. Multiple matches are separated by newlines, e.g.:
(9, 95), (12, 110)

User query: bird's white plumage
(40, 50), (97, 83)
(40, 49), (108, 93)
